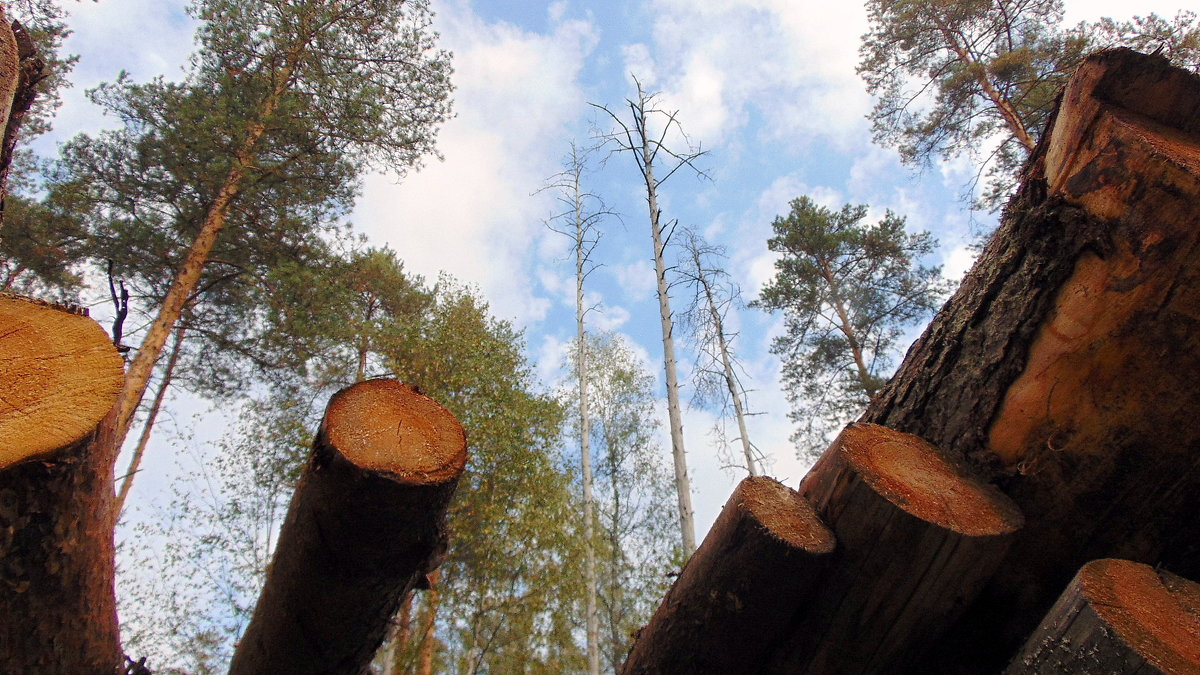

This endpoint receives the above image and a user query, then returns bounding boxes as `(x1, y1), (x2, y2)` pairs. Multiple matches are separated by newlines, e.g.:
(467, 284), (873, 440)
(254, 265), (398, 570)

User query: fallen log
(229, 378), (467, 675)
(860, 48), (1200, 669)
(620, 476), (835, 674)
(1005, 559), (1200, 674)
(0, 16), (45, 214)
(0, 294), (125, 672)
(765, 423), (1022, 673)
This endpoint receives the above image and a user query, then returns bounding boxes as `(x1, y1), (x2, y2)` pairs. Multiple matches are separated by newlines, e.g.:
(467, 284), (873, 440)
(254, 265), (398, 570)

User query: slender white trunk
(572, 163), (601, 675)
(641, 130), (696, 553)
(699, 279), (757, 476)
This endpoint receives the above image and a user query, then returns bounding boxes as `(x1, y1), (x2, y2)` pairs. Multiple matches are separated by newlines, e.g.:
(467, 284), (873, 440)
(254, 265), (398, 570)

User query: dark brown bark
(860, 49), (1200, 670)
(0, 16), (45, 218)
(764, 423), (1022, 673)
(621, 476), (835, 674)
(1005, 559), (1200, 674)
(0, 295), (126, 672)
(229, 379), (466, 675)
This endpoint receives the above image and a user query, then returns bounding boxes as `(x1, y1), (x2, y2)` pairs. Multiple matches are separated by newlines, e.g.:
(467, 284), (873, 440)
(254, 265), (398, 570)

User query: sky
(46, 0), (1190, 548)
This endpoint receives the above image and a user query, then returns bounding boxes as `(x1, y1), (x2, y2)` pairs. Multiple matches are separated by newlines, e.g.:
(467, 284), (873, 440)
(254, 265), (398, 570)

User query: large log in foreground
(229, 379), (467, 675)
(765, 423), (1022, 673)
(860, 49), (1200, 670)
(1006, 559), (1200, 674)
(621, 476), (835, 674)
(0, 294), (125, 672)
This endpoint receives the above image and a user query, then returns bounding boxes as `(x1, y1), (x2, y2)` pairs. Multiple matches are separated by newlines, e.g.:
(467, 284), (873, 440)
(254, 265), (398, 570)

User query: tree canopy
(755, 196), (948, 457)
(859, 0), (1200, 208)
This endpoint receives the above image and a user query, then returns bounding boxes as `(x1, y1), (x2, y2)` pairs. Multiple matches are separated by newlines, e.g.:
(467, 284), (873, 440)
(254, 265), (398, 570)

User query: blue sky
(48, 0), (1184, 540)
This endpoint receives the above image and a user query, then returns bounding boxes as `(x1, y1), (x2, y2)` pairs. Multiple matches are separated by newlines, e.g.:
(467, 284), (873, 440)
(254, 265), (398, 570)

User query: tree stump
(0, 294), (125, 673)
(766, 423), (1023, 673)
(1006, 559), (1200, 674)
(621, 476), (835, 674)
(229, 378), (467, 675)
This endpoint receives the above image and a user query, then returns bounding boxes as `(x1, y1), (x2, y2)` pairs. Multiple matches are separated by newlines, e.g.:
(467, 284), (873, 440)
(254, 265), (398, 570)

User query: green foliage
(119, 255), (585, 672)
(755, 197), (948, 458)
(563, 331), (679, 672)
(859, 0), (1200, 209)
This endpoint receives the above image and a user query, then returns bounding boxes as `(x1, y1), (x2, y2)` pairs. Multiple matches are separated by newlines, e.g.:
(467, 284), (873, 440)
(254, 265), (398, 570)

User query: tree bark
(1005, 559), (1200, 674)
(621, 476), (835, 674)
(114, 323), (186, 517)
(859, 49), (1200, 670)
(0, 295), (125, 673)
(229, 379), (466, 675)
(0, 16), (45, 218)
(643, 122), (696, 554)
(417, 570), (440, 675)
(764, 423), (1023, 673)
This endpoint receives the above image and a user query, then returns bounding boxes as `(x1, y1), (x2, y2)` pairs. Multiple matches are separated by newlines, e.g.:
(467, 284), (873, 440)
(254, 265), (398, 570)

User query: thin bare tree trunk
(698, 272), (758, 476)
(114, 323), (185, 517)
(575, 193), (601, 674)
(417, 571), (440, 675)
(385, 592), (414, 675)
(640, 114), (695, 554)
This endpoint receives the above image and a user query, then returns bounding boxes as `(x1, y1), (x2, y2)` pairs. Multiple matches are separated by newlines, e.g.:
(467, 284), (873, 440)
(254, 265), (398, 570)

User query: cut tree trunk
(0, 16), (44, 214)
(621, 476), (835, 674)
(859, 48), (1200, 670)
(1005, 559), (1200, 674)
(0, 294), (125, 673)
(229, 379), (467, 675)
(764, 423), (1023, 673)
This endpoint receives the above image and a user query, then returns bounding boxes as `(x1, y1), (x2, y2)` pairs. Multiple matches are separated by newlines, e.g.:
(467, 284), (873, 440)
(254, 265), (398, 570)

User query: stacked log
(621, 476), (835, 673)
(1006, 559), (1200, 674)
(767, 424), (1022, 673)
(858, 48), (1200, 670)
(229, 378), (467, 675)
(0, 294), (125, 672)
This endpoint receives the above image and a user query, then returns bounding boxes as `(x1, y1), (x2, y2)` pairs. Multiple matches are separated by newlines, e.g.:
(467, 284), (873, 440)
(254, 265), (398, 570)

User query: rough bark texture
(861, 49), (1200, 670)
(621, 476), (834, 674)
(0, 16), (44, 215)
(229, 379), (466, 675)
(1006, 559), (1200, 674)
(0, 296), (125, 672)
(767, 423), (1023, 674)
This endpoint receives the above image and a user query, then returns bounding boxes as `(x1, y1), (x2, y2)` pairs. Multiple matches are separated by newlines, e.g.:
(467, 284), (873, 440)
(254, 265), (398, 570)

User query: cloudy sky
(49, 0), (1186, 539)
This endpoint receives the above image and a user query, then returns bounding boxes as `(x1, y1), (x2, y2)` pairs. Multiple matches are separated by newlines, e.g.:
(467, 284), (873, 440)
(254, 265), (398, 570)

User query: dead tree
(592, 79), (709, 552)
(229, 378), (467, 675)
(1006, 559), (1200, 674)
(0, 294), (125, 672)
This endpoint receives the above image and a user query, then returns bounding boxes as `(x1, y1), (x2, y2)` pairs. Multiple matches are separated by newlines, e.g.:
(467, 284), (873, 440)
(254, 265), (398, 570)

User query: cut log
(620, 476), (835, 674)
(0, 294), (126, 672)
(860, 49), (1200, 670)
(764, 423), (1023, 673)
(0, 293), (125, 467)
(1005, 559), (1200, 674)
(229, 378), (467, 675)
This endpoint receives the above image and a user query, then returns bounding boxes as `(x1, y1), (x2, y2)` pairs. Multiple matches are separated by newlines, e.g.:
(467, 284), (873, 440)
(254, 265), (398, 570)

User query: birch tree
(678, 229), (761, 477)
(592, 79), (708, 553)
(542, 143), (610, 675)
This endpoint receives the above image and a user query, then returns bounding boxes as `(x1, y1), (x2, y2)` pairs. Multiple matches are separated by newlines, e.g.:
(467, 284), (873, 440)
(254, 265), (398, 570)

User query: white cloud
(354, 1), (599, 325)
(942, 243), (978, 284)
(629, 0), (872, 150)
